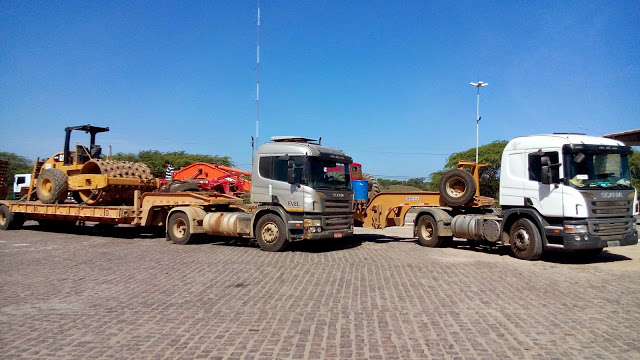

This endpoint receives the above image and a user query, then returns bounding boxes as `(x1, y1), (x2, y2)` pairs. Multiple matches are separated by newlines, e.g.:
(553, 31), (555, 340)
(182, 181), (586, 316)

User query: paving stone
(0, 223), (639, 359)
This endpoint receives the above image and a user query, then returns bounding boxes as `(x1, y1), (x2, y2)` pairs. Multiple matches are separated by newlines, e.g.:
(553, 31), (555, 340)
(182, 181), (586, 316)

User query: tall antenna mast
(255, 0), (260, 151)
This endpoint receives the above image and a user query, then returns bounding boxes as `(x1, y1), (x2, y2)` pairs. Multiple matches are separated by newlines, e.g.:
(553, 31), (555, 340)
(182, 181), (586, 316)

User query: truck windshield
(565, 151), (632, 189)
(307, 158), (352, 190)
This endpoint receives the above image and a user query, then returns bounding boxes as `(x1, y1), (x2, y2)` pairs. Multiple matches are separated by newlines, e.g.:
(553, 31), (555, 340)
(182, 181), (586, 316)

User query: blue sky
(1, 1), (638, 179)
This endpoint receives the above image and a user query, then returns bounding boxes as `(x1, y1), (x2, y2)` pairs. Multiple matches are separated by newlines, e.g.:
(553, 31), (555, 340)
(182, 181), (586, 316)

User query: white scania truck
(413, 133), (638, 260)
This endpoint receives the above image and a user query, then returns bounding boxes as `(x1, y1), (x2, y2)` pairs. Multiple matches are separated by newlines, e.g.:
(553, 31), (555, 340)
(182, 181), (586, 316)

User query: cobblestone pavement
(1, 222), (639, 359)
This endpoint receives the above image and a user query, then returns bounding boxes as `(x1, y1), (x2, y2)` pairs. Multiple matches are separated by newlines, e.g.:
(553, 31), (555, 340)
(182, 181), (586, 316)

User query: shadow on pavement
(22, 223), (165, 239)
(450, 239), (632, 264)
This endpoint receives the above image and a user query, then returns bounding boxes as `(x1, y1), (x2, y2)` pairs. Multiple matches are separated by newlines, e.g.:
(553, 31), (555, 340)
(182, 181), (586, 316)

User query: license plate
(333, 232), (343, 238)
(607, 241), (620, 247)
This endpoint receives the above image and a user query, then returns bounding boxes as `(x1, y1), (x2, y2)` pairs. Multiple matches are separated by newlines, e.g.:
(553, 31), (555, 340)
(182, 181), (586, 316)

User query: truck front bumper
(555, 220), (638, 250)
(304, 229), (354, 240)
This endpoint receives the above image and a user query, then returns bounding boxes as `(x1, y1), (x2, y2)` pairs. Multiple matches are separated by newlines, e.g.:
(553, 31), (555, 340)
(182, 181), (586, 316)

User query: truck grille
(321, 198), (353, 214)
(589, 200), (633, 218)
(588, 218), (635, 237)
(323, 215), (353, 230)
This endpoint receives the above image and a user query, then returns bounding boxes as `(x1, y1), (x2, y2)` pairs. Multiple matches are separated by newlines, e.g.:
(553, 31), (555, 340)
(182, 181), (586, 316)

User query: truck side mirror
(287, 159), (297, 184)
(541, 165), (551, 184)
(540, 156), (552, 184)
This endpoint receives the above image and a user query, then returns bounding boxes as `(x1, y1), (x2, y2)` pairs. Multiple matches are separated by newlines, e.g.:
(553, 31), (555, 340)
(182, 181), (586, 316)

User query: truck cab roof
(257, 137), (352, 163)
(505, 134), (626, 151)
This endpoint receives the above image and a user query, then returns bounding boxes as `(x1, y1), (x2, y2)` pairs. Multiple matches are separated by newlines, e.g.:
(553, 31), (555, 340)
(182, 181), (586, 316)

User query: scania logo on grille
(601, 192), (622, 199)
(332, 193), (345, 197)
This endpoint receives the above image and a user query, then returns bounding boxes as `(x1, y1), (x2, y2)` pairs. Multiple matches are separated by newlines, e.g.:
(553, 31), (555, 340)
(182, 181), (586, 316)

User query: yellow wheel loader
(29, 125), (158, 205)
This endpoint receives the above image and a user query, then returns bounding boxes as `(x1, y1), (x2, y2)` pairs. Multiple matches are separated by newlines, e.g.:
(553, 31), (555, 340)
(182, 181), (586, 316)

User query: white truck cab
(13, 174), (31, 199)
(413, 133), (638, 260)
(500, 133), (637, 252)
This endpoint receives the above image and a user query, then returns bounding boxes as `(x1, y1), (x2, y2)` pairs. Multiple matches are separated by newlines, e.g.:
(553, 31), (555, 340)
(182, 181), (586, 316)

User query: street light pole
(469, 81), (488, 163)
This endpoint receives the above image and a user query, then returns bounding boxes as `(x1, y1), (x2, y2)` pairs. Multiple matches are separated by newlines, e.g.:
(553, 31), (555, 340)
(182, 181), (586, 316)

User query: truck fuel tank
(202, 212), (253, 237)
(451, 215), (501, 242)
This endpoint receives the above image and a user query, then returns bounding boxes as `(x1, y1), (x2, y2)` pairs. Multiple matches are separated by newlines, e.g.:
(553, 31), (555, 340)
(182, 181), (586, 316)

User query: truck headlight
(564, 224), (588, 234)
(304, 219), (322, 227)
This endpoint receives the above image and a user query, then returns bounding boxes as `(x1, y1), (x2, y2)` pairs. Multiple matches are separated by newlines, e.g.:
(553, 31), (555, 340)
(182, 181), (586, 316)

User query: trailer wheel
(168, 212), (192, 245)
(439, 169), (476, 207)
(416, 214), (450, 247)
(509, 218), (543, 260)
(0, 205), (25, 230)
(36, 168), (68, 204)
(256, 214), (288, 252)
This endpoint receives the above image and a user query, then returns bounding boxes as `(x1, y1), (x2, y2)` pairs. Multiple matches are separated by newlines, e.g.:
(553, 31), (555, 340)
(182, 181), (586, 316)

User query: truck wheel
(168, 212), (192, 245)
(509, 218), (543, 260)
(439, 169), (476, 207)
(0, 205), (25, 230)
(416, 214), (450, 247)
(256, 214), (288, 252)
(36, 168), (68, 204)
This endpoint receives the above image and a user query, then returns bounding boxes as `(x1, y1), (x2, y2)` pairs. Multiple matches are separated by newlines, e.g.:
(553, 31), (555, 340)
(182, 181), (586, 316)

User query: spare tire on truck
(362, 173), (380, 202)
(438, 169), (476, 207)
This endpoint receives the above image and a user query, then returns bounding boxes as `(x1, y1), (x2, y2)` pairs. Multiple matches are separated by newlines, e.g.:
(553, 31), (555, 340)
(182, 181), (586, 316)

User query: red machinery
(166, 163), (251, 195)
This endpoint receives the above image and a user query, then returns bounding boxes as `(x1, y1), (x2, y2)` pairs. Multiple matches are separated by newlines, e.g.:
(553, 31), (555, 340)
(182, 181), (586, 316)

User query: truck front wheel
(509, 218), (543, 260)
(168, 212), (192, 245)
(416, 215), (450, 247)
(256, 214), (288, 252)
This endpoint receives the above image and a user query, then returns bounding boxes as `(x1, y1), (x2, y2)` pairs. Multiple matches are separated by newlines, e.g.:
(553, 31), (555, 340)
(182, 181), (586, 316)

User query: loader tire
(36, 168), (68, 204)
(363, 173), (380, 202)
(439, 169), (476, 207)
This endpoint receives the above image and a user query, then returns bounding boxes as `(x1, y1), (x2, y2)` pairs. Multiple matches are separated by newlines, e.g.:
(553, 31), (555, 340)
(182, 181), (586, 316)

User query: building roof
(604, 129), (640, 146)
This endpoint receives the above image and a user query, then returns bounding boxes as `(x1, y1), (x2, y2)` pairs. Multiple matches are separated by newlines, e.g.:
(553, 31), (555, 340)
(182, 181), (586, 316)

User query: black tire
(167, 212), (192, 245)
(169, 181), (200, 193)
(509, 218), (543, 260)
(72, 192), (84, 204)
(362, 173), (380, 202)
(0, 205), (25, 230)
(36, 168), (68, 204)
(438, 169), (476, 207)
(256, 214), (288, 252)
(416, 214), (450, 247)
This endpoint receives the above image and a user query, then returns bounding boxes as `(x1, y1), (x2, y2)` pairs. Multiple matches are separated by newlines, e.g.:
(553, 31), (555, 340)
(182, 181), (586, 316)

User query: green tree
(0, 152), (34, 199)
(434, 140), (509, 199)
(111, 150), (233, 178)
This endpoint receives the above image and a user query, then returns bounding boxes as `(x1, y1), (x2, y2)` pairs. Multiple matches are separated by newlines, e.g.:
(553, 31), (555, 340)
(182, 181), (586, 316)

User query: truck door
(273, 155), (306, 213)
(524, 150), (564, 217)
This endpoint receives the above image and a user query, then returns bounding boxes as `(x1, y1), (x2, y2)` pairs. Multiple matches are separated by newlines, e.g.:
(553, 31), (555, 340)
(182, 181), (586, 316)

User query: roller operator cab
(499, 134), (638, 256)
(251, 136), (355, 241)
